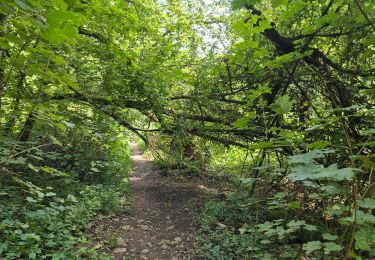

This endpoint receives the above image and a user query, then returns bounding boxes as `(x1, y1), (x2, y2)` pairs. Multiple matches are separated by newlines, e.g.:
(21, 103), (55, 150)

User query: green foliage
(0, 183), (126, 259)
(1, 0), (374, 258)
(0, 127), (131, 258)
(269, 95), (294, 115)
(231, 0), (262, 10)
(287, 149), (355, 181)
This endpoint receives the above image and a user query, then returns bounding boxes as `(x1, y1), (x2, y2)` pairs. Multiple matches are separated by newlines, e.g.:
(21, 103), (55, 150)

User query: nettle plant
(284, 148), (375, 258)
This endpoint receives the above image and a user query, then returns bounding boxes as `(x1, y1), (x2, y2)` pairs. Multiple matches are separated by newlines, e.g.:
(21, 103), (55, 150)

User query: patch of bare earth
(91, 143), (214, 260)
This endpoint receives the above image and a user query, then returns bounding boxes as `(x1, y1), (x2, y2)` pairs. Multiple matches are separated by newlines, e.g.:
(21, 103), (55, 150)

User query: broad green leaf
(304, 224), (318, 231)
(323, 242), (343, 254)
(303, 241), (322, 254)
(232, 112), (256, 128)
(41, 28), (63, 45)
(288, 201), (301, 209)
(53, 0), (68, 10)
(231, 0), (261, 10)
(358, 198), (375, 209)
(269, 95), (293, 115)
(355, 228), (375, 250)
(323, 233), (338, 241)
(26, 197), (37, 203)
(294, 149), (336, 164)
(231, 0), (248, 10)
(271, 0), (288, 8)
(253, 20), (271, 34)
(314, 165), (354, 181)
(363, 35), (375, 46)
(287, 220), (305, 228)
(265, 52), (304, 68)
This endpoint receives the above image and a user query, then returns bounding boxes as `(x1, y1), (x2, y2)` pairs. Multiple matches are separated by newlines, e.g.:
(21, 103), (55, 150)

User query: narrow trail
(93, 143), (213, 260)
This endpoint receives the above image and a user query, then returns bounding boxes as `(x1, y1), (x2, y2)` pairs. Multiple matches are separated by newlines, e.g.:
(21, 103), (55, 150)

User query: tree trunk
(4, 71), (24, 134)
(0, 14), (9, 110)
(18, 110), (37, 142)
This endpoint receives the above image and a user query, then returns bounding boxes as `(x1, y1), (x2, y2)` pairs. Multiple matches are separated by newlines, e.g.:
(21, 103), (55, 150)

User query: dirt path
(93, 143), (212, 259)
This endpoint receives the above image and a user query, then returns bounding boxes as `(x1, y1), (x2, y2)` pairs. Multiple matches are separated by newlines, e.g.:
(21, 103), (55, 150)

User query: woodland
(0, 0), (374, 259)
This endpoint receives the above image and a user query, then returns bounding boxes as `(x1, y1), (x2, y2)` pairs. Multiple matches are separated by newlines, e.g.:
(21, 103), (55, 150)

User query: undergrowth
(0, 127), (131, 259)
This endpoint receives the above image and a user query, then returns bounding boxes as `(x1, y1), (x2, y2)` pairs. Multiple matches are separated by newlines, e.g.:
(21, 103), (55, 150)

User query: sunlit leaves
(14, 0), (37, 12)
(52, 0), (68, 10)
(269, 95), (293, 115)
(231, 0), (261, 10)
(253, 20), (271, 33)
(279, 0), (306, 21)
(271, 0), (288, 8)
(232, 111), (256, 128)
(41, 25), (79, 45)
(41, 8), (82, 45)
(231, 0), (248, 10)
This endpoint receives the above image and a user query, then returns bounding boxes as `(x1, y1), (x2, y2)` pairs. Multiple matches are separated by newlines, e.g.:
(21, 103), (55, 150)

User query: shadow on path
(93, 142), (212, 260)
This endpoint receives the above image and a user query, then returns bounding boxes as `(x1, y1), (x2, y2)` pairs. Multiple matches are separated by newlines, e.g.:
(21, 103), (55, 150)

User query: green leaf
(253, 20), (271, 33)
(314, 165), (354, 181)
(363, 36), (375, 46)
(232, 112), (256, 128)
(271, 0), (288, 8)
(7, 156), (27, 165)
(28, 252), (37, 259)
(288, 149), (335, 165)
(306, 141), (331, 149)
(231, 0), (261, 10)
(265, 51), (305, 68)
(303, 241), (322, 254)
(269, 95), (293, 115)
(40, 167), (68, 176)
(304, 224), (318, 231)
(53, 0), (68, 10)
(305, 124), (323, 131)
(238, 177), (255, 185)
(358, 198), (375, 209)
(90, 167), (101, 172)
(26, 197), (37, 203)
(231, 0), (248, 10)
(274, 191), (288, 199)
(14, 0), (36, 12)
(287, 220), (305, 228)
(41, 28), (63, 45)
(323, 242), (343, 254)
(355, 228), (375, 250)
(361, 128), (375, 136)
(288, 201), (301, 209)
(27, 163), (40, 172)
(323, 233), (338, 241)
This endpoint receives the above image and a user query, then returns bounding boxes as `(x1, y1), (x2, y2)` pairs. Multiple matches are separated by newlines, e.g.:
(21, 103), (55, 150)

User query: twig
(0, 143), (51, 165)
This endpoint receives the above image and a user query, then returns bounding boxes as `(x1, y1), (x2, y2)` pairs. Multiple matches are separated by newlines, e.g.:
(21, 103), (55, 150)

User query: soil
(91, 143), (215, 260)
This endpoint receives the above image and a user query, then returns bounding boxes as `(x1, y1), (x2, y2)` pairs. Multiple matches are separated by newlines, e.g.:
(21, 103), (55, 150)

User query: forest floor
(91, 143), (215, 259)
